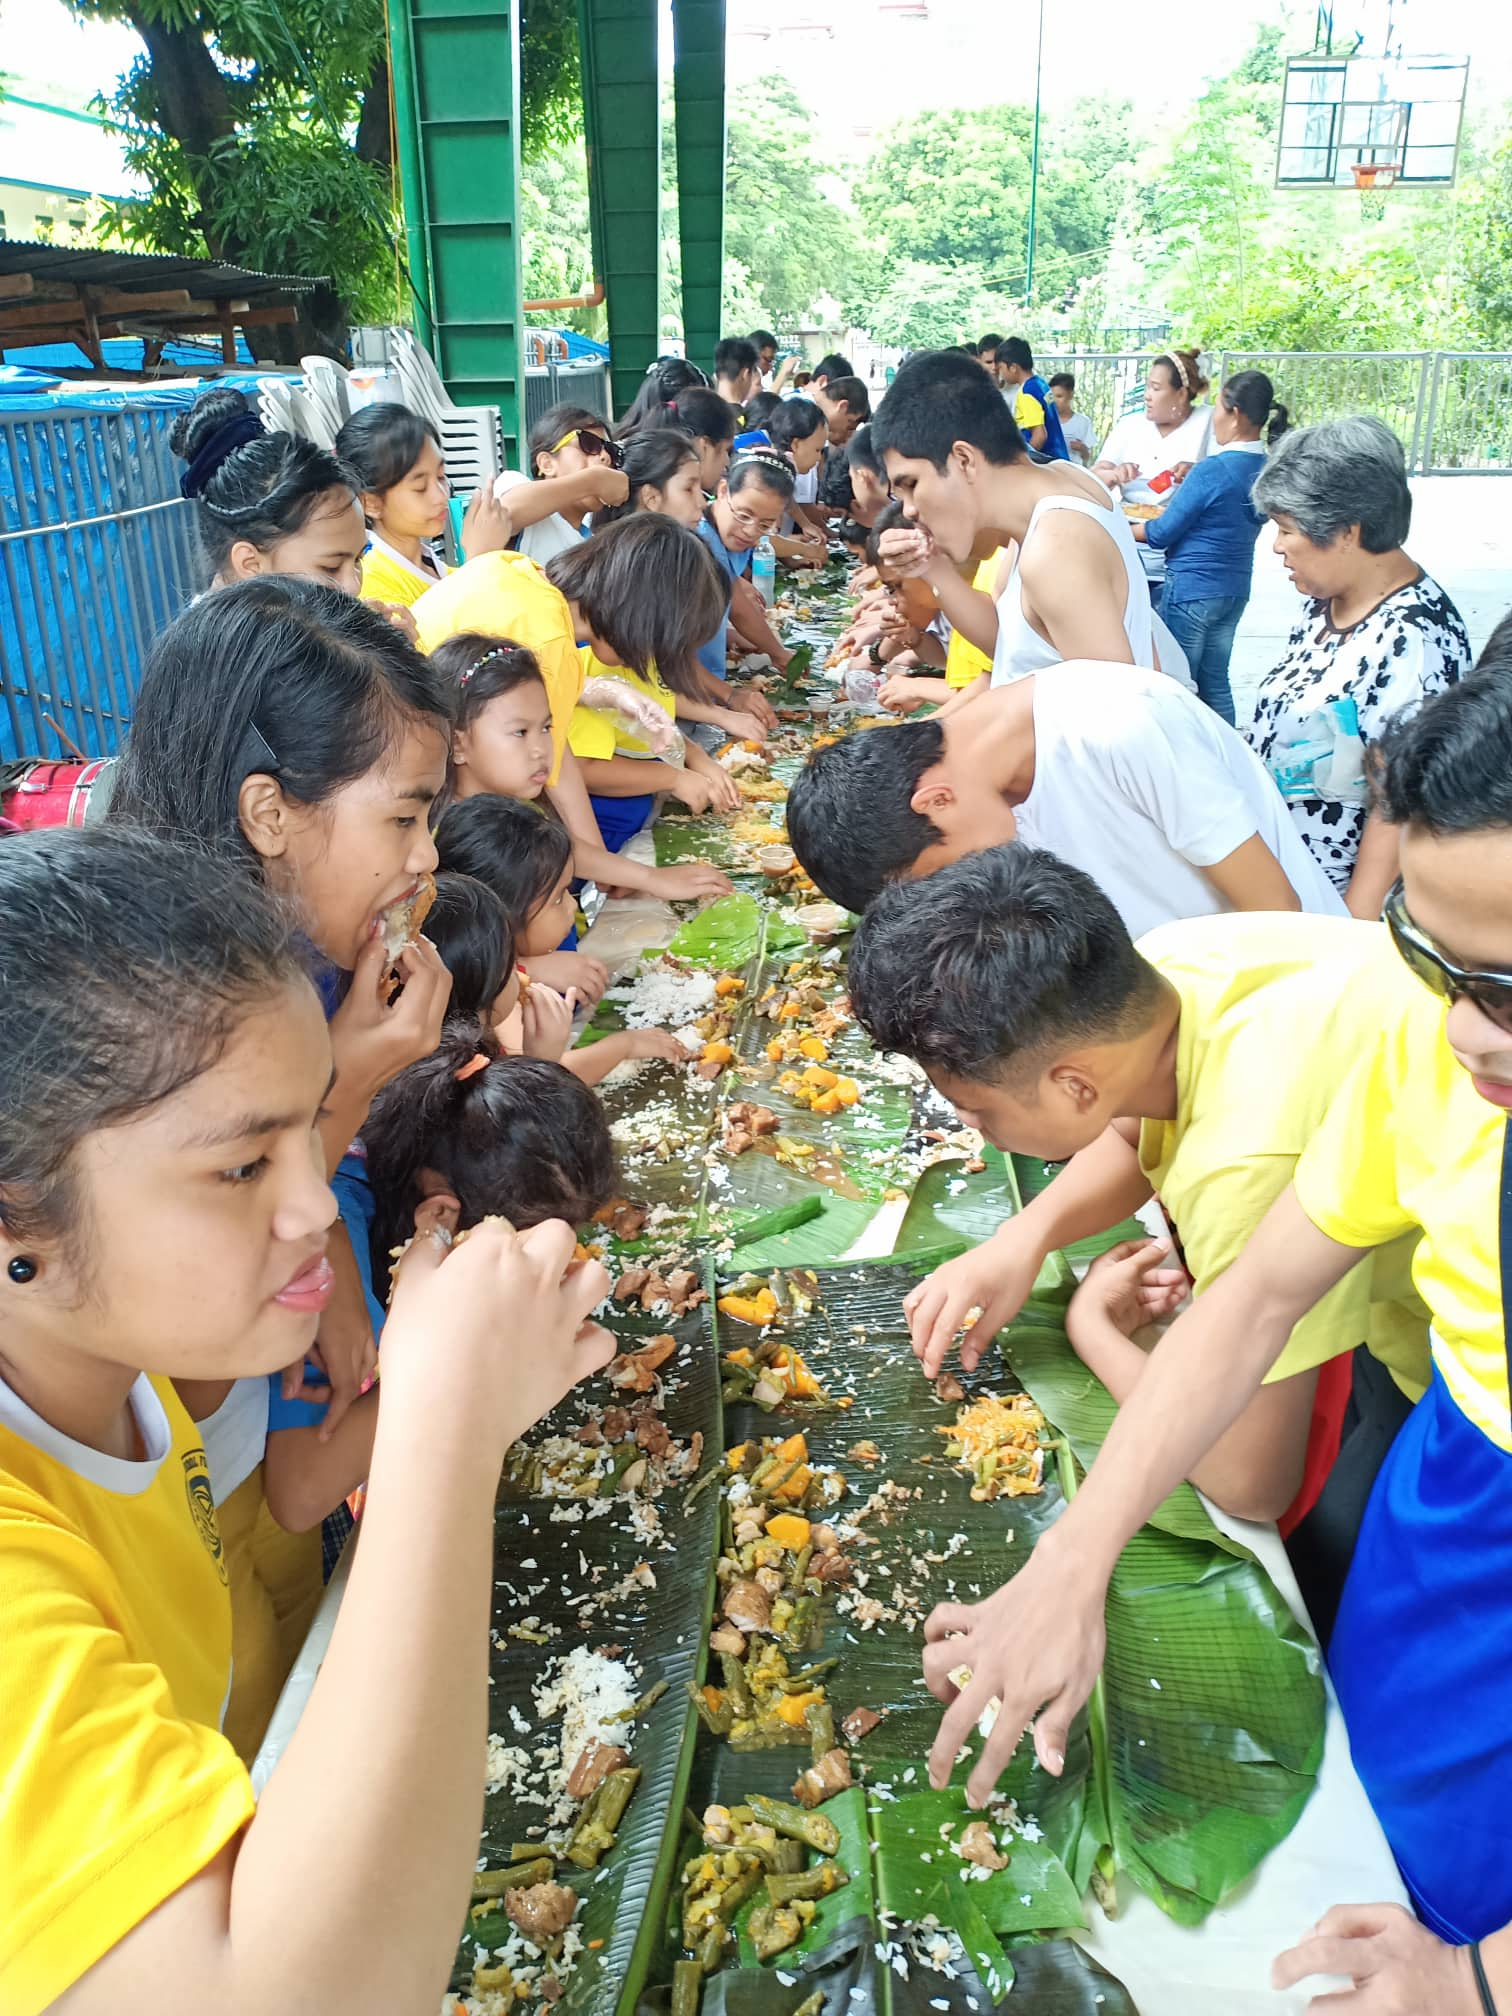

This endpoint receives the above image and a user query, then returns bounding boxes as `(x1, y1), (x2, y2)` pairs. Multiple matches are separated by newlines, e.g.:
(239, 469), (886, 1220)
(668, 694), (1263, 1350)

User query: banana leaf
(451, 1288), (723, 2014)
(888, 1938), (1141, 2016)
(1006, 1316), (1326, 1926)
(1008, 1153), (1145, 1267)
(732, 1785), (874, 1966)
(892, 1150), (1077, 1302)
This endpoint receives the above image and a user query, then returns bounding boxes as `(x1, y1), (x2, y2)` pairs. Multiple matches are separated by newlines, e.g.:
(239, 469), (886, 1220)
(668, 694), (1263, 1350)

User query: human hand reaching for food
(903, 1224), (1048, 1377)
(330, 926), (453, 1106)
(922, 1534), (1107, 1805)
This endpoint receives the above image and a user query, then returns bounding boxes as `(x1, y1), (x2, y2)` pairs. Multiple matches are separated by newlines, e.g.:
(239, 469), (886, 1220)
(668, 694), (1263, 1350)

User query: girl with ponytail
(1136, 370), (1293, 725)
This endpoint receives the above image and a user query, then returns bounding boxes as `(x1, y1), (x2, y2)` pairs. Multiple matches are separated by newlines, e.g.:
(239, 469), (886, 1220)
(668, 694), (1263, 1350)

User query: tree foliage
(70, 0), (399, 355)
(721, 75), (874, 327)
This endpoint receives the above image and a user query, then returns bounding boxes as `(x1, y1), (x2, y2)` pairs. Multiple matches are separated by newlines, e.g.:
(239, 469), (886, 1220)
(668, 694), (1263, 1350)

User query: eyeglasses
(549, 427), (624, 469)
(727, 503), (781, 537)
(1384, 881), (1512, 1035)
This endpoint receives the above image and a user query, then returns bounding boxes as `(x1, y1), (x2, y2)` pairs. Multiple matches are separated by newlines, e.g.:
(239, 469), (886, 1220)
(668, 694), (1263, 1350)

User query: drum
(0, 758), (115, 833)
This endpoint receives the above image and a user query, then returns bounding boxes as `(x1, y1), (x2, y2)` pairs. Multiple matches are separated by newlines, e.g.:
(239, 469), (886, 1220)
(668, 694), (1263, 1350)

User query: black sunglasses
(1384, 881), (1512, 1035)
(552, 425), (623, 470)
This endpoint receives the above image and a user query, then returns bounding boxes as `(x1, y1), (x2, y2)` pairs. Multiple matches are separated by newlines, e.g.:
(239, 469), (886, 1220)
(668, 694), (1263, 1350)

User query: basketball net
(1351, 161), (1399, 223)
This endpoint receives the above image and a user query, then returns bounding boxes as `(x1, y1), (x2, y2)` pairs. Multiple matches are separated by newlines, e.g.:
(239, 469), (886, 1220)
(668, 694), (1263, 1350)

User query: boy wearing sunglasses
(493, 403), (629, 567)
(919, 654), (1512, 2011)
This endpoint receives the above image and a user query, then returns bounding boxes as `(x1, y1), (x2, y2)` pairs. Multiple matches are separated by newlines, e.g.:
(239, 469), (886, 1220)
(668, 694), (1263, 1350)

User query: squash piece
(702, 1686), (726, 1714)
(832, 1077), (861, 1107)
(798, 1035), (828, 1061)
(774, 1464), (813, 1502)
(765, 1513), (811, 1550)
(778, 1001), (803, 1020)
(718, 1291), (778, 1327)
(811, 1090), (842, 1115)
(701, 1040), (735, 1066)
(766, 1040), (785, 1063)
(779, 1349), (822, 1400)
(724, 1346), (754, 1367)
(715, 975), (745, 997)
(774, 1689), (823, 1728)
(800, 1066), (838, 1090)
(727, 1442), (751, 1470)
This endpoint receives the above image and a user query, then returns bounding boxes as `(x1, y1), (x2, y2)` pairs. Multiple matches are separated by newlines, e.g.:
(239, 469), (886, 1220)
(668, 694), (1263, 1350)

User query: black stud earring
(7, 1257), (38, 1284)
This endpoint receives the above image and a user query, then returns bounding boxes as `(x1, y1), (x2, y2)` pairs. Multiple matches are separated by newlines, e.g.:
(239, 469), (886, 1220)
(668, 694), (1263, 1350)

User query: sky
(3, 0), (1509, 146)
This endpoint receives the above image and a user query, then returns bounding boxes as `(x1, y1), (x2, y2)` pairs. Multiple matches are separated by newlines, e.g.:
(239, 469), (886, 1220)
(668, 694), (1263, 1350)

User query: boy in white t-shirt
(1048, 374), (1096, 465)
(786, 661), (1346, 934)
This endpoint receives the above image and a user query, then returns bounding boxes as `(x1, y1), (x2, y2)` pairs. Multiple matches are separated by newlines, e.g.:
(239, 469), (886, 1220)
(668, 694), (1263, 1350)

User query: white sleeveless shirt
(991, 490), (1191, 690)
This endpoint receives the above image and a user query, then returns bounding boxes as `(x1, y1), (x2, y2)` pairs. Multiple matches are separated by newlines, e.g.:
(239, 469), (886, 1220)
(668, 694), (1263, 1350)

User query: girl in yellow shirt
(336, 402), (513, 613)
(0, 826), (613, 2015)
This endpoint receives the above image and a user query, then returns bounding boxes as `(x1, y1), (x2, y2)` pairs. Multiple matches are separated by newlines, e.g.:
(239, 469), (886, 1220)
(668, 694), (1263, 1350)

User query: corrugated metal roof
(0, 236), (322, 299)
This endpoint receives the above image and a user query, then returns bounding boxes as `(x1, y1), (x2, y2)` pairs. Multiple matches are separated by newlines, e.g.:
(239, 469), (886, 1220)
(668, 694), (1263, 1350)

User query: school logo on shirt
(182, 1446), (228, 1584)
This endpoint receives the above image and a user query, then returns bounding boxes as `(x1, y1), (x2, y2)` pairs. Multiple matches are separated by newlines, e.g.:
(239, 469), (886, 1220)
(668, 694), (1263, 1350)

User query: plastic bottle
(752, 536), (777, 607)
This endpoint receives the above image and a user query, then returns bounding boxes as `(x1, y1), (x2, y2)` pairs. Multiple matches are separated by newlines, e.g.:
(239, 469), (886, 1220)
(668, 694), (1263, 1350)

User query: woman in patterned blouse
(1246, 416), (1471, 917)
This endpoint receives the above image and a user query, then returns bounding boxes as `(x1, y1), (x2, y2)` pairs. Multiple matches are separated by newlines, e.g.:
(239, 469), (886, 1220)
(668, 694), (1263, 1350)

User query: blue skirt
(1329, 1363), (1512, 1941)
(589, 791), (654, 854)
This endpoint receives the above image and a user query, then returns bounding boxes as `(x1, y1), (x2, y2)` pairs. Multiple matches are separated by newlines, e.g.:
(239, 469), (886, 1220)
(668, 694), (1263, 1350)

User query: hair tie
(455, 1052), (490, 1082)
(180, 410), (265, 500)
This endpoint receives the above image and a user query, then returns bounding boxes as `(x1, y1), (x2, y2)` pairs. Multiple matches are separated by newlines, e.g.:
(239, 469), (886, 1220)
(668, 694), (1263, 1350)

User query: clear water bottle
(752, 535), (777, 607)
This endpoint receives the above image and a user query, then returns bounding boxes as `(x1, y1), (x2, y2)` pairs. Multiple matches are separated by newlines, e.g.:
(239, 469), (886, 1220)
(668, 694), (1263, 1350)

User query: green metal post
(672, 0), (726, 375)
(384, 0), (434, 353)
(386, 0), (525, 455)
(577, 0), (662, 415)
(1024, 0), (1045, 301)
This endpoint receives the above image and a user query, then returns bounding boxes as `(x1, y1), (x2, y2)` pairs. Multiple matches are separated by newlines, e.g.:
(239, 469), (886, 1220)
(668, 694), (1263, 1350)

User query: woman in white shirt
(1094, 348), (1215, 608)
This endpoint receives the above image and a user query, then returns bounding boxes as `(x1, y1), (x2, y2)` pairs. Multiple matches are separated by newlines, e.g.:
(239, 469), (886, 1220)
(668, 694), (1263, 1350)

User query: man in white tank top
(871, 350), (1189, 695)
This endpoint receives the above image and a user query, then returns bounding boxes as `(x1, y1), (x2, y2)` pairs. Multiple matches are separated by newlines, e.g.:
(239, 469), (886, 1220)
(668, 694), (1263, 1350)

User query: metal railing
(1037, 348), (1512, 473)
(1, 405), (199, 762)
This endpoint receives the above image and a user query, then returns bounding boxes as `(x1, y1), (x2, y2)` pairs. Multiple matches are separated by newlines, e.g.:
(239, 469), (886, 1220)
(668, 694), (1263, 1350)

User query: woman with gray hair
(1246, 414), (1470, 914)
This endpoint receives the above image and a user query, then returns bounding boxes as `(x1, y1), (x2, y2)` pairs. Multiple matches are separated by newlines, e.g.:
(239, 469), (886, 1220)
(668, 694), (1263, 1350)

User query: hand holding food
(384, 1212), (614, 1444)
(903, 1226), (1046, 1377)
(876, 524), (937, 578)
(626, 1027), (695, 1065)
(729, 685), (779, 731)
(878, 673), (932, 714)
(330, 885), (453, 1102)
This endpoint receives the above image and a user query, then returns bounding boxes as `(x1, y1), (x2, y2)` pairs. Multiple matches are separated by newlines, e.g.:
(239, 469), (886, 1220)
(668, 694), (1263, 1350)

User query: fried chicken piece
(614, 1267), (651, 1303)
(565, 1741), (631, 1801)
(793, 1748), (852, 1808)
(841, 1706), (882, 1741)
(504, 1879), (578, 1943)
(607, 1334), (678, 1392)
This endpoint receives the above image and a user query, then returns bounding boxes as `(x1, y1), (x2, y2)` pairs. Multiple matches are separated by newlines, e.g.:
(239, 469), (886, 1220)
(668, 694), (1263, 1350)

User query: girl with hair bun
(1134, 369), (1292, 725)
(171, 385), (366, 593)
(0, 823), (613, 2013)
(614, 354), (710, 440)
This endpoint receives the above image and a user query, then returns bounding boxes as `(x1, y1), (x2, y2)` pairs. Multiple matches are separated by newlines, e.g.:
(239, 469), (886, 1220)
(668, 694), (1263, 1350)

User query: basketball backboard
(1276, 54), (1468, 189)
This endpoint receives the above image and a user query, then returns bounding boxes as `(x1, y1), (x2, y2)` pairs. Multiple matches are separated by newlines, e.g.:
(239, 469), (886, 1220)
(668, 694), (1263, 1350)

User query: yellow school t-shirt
(412, 551), (586, 784)
(1294, 937), (1511, 1451)
(944, 551), (1003, 690)
(358, 535), (445, 611)
(0, 1374), (254, 2013)
(569, 654), (677, 763)
(1136, 911), (1430, 1396)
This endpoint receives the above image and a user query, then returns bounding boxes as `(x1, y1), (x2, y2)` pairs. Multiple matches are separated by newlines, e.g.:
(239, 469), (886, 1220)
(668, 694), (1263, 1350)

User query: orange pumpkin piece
(801, 1066), (838, 1090)
(798, 1035), (828, 1061)
(811, 1089), (842, 1115)
(701, 1040), (735, 1066)
(765, 1513), (812, 1550)
(775, 1433), (808, 1464)
(766, 1039), (785, 1063)
(778, 1001), (803, 1020)
(774, 1689), (823, 1727)
(715, 975), (745, 997)
(833, 1077), (861, 1107)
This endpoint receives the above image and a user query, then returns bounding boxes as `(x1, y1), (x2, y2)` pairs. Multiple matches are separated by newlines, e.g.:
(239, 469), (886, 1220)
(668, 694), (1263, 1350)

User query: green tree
(721, 74), (874, 327)
(863, 259), (1012, 351)
(71, 0), (399, 358)
(1462, 131), (1512, 346)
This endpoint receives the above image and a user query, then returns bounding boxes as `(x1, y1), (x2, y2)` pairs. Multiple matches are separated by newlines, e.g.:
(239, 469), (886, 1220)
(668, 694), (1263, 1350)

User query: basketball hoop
(1351, 159), (1400, 222)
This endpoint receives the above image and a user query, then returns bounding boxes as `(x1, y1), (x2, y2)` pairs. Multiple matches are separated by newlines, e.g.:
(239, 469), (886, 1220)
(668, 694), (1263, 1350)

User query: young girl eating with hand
(335, 402), (512, 612)
(362, 1033), (620, 1298)
(433, 799), (688, 1084)
(548, 516), (747, 848)
(0, 825), (613, 2015)
(696, 451), (800, 680)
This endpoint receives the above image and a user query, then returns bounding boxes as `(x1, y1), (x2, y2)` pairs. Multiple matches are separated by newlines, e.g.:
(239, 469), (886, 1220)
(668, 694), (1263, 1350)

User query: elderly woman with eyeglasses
(1246, 415), (1472, 919)
(490, 402), (631, 567)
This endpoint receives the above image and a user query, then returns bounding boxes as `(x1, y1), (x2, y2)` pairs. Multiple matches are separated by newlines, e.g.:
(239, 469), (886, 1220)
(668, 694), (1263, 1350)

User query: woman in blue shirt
(1137, 371), (1290, 723)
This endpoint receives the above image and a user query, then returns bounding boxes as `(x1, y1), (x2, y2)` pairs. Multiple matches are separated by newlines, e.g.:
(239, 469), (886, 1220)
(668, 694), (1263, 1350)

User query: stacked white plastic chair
(387, 327), (506, 498)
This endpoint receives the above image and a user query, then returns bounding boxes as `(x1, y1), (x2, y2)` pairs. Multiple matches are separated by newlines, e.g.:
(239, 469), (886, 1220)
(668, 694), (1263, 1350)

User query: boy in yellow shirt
(845, 843), (1428, 1533)
(916, 659), (1512, 2003)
